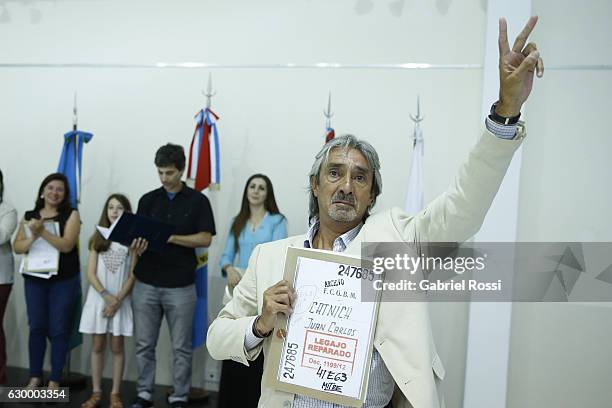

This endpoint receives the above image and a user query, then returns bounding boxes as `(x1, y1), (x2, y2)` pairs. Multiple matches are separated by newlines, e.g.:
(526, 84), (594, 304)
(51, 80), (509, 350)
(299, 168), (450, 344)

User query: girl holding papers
(218, 174), (287, 408)
(79, 194), (146, 408)
(0, 169), (18, 386)
(13, 173), (81, 390)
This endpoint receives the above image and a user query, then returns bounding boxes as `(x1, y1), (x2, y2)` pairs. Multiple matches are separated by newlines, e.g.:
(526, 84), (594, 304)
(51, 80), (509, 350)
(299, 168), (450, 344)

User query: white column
(463, 1), (531, 407)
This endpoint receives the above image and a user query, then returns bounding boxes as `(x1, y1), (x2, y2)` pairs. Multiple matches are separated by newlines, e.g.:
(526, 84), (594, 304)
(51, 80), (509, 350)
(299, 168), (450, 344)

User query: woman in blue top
(220, 174), (287, 292)
(218, 173), (287, 408)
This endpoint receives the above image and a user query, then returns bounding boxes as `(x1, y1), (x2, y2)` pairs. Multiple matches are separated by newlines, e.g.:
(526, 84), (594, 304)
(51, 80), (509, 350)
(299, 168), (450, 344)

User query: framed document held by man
(265, 247), (381, 407)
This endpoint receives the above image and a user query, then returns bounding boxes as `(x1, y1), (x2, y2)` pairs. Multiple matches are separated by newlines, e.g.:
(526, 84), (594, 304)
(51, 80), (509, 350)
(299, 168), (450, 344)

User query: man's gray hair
(308, 134), (382, 220)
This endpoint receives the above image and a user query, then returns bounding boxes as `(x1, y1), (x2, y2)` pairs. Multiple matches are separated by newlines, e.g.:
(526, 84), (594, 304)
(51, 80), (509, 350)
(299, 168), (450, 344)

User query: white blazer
(207, 127), (525, 408)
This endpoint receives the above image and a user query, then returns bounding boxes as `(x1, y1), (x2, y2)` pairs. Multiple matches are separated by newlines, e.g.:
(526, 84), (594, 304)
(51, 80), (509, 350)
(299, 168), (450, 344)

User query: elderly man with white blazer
(208, 17), (544, 408)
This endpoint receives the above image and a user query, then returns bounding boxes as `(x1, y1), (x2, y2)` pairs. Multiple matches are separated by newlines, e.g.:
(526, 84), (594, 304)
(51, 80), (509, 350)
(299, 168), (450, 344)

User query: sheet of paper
(96, 213), (121, 239)
(20, 260), (57, 279)
(271, 249), (379, 406)
(24, 222), (60, 273)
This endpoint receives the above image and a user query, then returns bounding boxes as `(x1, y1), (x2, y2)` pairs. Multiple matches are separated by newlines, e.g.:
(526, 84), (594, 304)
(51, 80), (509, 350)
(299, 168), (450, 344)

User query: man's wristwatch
(489, 101), (521, 125)
(252, 315), (272, 338)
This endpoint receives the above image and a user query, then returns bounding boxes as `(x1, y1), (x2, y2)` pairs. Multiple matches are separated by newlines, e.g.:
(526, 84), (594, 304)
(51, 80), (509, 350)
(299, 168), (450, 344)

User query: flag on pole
(404, 121), (424, 215)
(187, 107), (220, 349)
(324, 127), (335, 143)
(187, 108), (220, 191)
(57, 129), (93, 350)
(57, 130), (93, 208)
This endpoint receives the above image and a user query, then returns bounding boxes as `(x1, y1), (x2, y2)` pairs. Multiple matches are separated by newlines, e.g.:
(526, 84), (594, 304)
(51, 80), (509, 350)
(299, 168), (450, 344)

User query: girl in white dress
(79, 194), (147, 408)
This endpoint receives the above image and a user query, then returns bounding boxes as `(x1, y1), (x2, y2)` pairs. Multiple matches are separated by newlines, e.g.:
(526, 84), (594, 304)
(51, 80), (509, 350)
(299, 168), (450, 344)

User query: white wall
(0, 0), (486, 400)
(508, 1), (612, 407)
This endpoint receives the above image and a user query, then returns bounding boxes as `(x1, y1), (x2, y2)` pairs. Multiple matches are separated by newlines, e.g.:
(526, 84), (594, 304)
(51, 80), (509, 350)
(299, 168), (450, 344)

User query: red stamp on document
(301, 330), (357, 373)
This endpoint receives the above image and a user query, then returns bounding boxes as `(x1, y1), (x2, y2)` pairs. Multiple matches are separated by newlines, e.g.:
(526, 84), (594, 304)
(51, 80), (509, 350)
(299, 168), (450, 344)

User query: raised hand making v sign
(496, 16), (545, 118)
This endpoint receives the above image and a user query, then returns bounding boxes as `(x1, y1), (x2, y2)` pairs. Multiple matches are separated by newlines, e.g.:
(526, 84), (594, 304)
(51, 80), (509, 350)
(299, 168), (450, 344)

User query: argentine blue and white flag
(57, 130), (93, 208)
(57, 128), (93, 350)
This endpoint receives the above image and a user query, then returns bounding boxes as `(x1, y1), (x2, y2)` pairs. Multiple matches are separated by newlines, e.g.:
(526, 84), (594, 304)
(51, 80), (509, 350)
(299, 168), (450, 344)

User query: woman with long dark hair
(13, 173), (81, 389)
(218, 174), (287, 407)
(0, 169), (17, 385)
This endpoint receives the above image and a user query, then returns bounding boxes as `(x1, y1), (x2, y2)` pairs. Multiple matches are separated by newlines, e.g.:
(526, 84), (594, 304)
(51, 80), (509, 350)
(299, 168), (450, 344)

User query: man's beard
(327, 192), (358, 222)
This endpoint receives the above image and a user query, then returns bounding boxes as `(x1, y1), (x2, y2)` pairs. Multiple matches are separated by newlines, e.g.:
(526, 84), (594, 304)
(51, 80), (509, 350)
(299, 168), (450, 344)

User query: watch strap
(489, 102), (521, 125)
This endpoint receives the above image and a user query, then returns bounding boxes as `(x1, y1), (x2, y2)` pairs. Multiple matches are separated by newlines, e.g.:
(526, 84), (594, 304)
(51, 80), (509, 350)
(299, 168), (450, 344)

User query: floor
(3, 367), (219, 408)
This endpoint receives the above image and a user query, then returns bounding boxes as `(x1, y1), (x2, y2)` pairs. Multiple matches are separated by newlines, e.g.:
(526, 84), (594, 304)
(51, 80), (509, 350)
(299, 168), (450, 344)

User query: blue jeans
(132, 280), (196, 403)
(24, 275), (80, 382)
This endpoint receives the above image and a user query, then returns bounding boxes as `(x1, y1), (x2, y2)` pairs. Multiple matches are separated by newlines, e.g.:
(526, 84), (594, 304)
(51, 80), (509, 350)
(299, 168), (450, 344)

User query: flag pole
(323, 91), (335, 143)
(72, 92), (78, 130)
(404, 95), (425, 215)
(409, 94), (424, 146)
(62, 92), (87, 390)
(72, 92), (81, 204)
(181, 73), (216, 404)
(203, 72), (216, 109)
(324, 91), (333, 130)
(204, 73), (219, 191)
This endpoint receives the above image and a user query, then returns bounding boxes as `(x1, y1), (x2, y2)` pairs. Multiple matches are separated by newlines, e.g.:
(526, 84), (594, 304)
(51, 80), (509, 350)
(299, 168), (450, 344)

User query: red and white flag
(187, 108), (220, 191)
